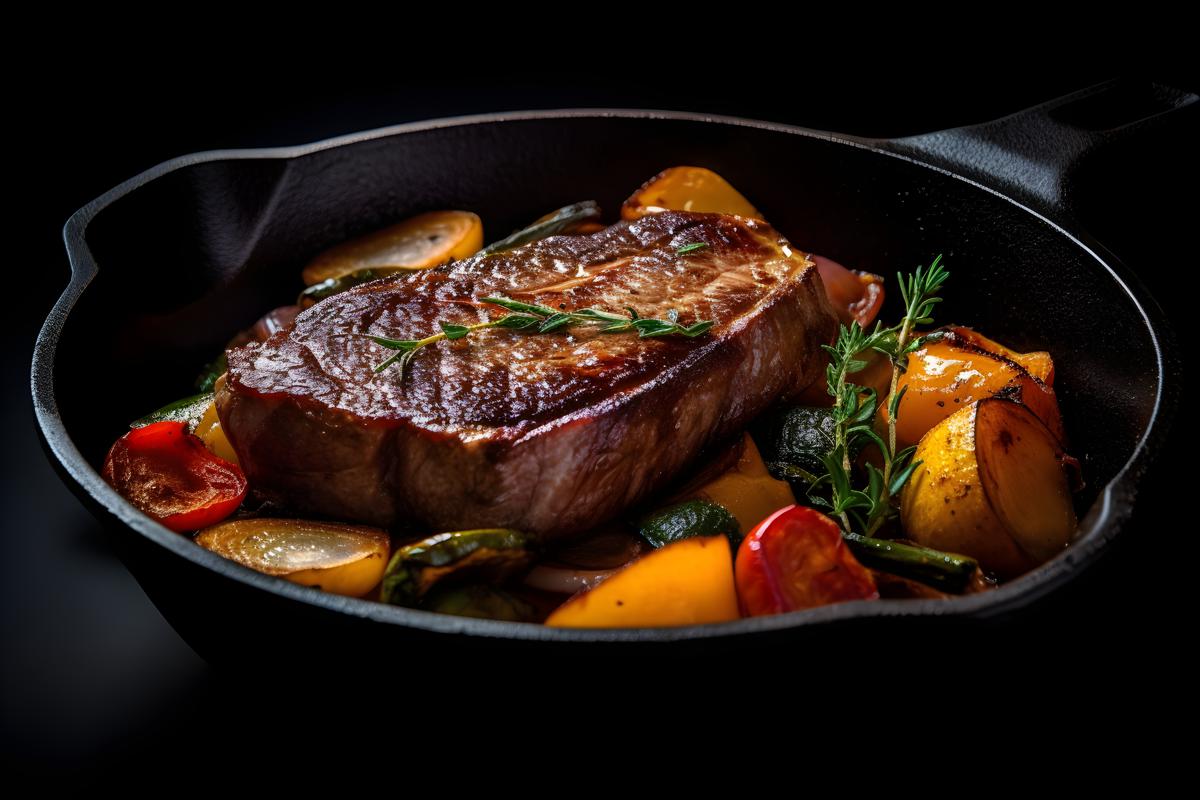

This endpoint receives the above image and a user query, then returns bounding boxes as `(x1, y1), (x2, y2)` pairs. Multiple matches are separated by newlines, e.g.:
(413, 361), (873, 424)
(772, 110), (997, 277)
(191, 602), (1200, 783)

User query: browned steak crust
(217, 211), (837, 538)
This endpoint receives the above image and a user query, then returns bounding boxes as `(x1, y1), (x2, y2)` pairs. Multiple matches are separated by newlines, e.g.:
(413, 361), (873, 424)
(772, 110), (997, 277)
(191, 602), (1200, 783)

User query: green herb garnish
(809, 255), (949, 536)
(676, 242), (709, 255)
(366, 296), (713, 381)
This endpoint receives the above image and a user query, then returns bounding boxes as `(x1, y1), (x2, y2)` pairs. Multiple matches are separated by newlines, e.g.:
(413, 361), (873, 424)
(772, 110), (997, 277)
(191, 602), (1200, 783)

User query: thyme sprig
(366, 296), (713, 380)
(809, 255), (949, 536)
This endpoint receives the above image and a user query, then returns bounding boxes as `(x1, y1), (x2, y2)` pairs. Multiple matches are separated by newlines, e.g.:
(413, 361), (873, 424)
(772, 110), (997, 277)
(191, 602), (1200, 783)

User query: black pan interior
(46, 115), (1165, 659)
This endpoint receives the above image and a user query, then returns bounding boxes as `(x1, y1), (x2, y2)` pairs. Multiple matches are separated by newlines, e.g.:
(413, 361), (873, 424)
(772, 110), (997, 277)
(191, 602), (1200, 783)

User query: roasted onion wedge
(301, 210), (483, 286)
(195, 519), (391, 597)
(900, 398), (1077, 579)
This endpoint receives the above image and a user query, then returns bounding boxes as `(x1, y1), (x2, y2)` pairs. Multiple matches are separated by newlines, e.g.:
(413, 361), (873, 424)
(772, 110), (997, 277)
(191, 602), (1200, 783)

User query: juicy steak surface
(217, 211), (838, 538)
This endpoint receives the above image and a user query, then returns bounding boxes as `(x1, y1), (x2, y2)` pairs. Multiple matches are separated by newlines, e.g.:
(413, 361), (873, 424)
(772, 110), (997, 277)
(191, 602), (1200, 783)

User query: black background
(5, 47), (1197, 769)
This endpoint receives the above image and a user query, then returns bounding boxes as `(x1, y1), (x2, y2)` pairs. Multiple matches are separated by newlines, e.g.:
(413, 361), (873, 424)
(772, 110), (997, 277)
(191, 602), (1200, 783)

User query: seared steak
(216, 211), (837, 538)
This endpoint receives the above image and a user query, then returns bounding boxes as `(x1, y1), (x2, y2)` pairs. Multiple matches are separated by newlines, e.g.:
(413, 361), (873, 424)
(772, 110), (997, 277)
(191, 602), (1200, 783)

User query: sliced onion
(195, 518), (390, 597)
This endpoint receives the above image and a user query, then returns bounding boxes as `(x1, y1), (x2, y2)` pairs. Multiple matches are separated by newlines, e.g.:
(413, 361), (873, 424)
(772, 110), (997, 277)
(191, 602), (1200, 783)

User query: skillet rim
(32, 107), (1175, 643)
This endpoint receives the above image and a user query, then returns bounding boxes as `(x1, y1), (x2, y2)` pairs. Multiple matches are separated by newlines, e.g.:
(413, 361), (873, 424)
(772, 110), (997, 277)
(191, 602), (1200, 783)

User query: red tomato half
(811, 254), (885, 329)
(735, 505), (878, 616)
(101, 421), (247, 532)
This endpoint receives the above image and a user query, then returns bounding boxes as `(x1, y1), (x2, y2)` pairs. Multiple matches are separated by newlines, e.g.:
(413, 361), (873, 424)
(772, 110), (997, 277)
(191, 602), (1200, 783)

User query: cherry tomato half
(735, 505), (878, 616)
(101, 420), (247, 532)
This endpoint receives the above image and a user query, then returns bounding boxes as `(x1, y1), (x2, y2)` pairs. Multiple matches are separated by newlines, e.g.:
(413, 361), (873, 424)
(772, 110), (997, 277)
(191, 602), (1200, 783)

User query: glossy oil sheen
(228, 211), (812, 431)
(36, 111), (1175, 664)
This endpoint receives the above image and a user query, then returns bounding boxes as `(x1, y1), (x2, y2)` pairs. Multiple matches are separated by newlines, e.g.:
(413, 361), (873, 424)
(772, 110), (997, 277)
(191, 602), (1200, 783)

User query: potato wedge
(301, 210), (483, 285)
(196, 519), (390, 597)
(621, 166), (762, 221)
(882, 330), (1063, 451)
(545, 535), (740, 628)
(900, 398), (1076, 579)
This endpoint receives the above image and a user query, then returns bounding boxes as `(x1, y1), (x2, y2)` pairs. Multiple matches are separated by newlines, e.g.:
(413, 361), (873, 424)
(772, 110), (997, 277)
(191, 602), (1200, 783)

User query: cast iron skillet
(33, 80), (1195, 664)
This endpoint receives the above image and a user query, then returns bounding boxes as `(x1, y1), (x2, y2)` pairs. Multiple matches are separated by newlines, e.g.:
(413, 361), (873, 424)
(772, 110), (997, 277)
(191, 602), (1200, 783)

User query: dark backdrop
(6, 58), (1197, 769)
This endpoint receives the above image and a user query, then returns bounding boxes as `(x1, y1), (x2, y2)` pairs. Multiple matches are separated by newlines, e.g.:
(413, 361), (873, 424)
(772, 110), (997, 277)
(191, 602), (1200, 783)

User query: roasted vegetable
(810, 254), (886, 329)
(900, 398), (1077, 579)
(381, 529), (532, 607)
(478, 201), (602, 256)
(621, 166), (762, 221)
(302, 210), (483, 286)
(881, 328), (1064, 452)
(137, 382), (236, 464)
(423, 585), (537, 622)
(638, 500), (741, 549)
(754, 407), (838, 480)
(621, 168), (883, 328)
(946, 325), (1055, 384)
(195, 519), (390, 597)
(735, 505), (878, 616)
(687, 434), (795, 534)
(545, 535), (740, 628)
(192, 398), (238, 465)
(842, 532), (979, 593)
(102, 421), (246, 533)
(132, 392), (214, 432)
(754, 407), (874, 492)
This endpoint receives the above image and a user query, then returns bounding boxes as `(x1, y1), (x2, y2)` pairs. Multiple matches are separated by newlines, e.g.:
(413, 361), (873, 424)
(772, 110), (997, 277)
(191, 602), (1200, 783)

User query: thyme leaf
(811, 255), (949, 536)
(366, 296), (714, 379)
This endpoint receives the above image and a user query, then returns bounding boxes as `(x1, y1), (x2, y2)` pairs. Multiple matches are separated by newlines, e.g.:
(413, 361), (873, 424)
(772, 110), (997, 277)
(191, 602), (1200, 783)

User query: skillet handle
(880, 79), (1198, 218)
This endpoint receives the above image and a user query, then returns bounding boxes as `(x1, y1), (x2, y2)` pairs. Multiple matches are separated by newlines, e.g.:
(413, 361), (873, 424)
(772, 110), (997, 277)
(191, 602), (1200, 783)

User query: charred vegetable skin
(381, 529), (533, 607)
(101, 421), (246, 533)
(754, 406), (859, 482)
(901, 397), (1077, 579)
(881, 326), (1063, 452)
